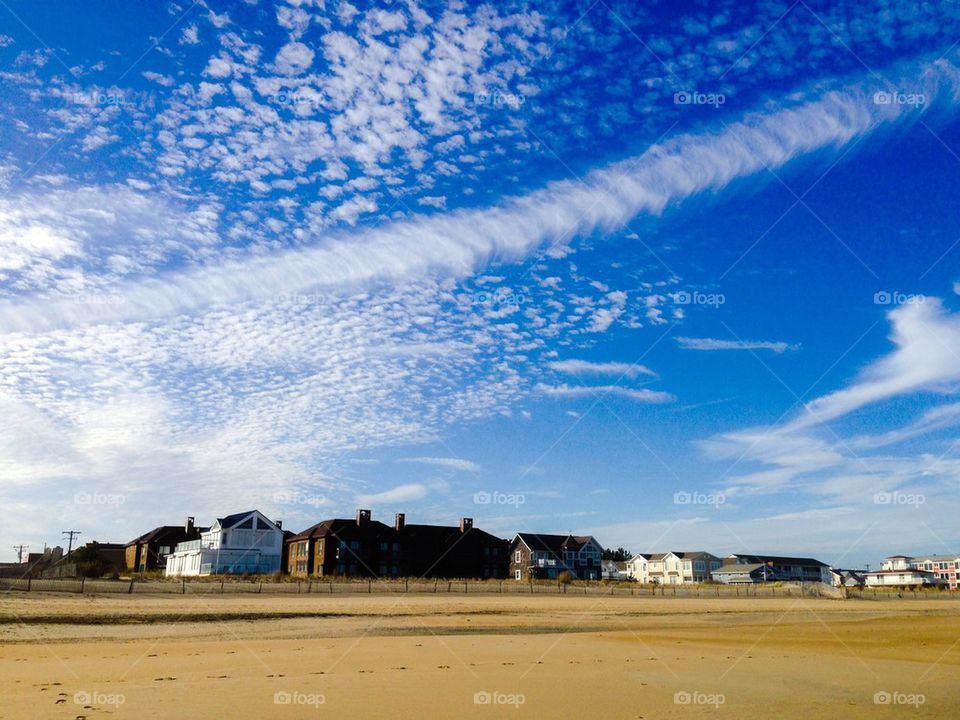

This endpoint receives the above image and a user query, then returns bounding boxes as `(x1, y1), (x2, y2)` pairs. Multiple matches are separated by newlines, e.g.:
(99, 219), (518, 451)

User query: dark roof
(404, 523), (506, 545)
(217, 511), (258, 528)
(514, 533), (596, 555)
(714, 563), (766, 574)
(125, 525), (202, 548)
(728, 553), (828, 568)
(286, 518), (397, 542)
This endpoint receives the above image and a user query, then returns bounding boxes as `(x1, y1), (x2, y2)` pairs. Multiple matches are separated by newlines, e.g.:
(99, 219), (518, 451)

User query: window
(256, 517), (272, 530)
(515, 569), (522, 580)
(515, 551), (521, 563)
(237, 518), (254, 529)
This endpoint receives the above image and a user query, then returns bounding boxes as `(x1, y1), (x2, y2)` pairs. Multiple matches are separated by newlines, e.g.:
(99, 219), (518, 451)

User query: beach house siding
(164, 510), (283, 577)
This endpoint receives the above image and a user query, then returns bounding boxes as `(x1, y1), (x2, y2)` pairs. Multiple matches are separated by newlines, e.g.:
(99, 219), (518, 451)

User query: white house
(863, 569), (942, 587)
(164, 510), (284, 577)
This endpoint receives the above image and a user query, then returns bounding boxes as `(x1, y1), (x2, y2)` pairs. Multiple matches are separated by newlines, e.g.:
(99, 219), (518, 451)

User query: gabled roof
(727, 553), (828, 568)
(286, 518), (396, 542)
(513, 532), (598, 555)
(713, 563), (766, 574)
(124, 525), (203, 548)
(629, 553), (652, 562)
(403, 523), (506, 546)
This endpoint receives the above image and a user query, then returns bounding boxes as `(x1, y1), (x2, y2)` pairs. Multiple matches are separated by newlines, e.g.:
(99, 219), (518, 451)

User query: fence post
(182, 578), (186, 594)
(405, 579), (409, 593)
(80, 577), (85, 594)
(128, 579), (134, 594)
(368, 579), (371, 594)
(221, 579), (225, 594)
(27, 577), (31, 592)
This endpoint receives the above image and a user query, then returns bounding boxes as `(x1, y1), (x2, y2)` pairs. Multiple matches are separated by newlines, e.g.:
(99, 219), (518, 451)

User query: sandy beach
(1, 592), (958, 718)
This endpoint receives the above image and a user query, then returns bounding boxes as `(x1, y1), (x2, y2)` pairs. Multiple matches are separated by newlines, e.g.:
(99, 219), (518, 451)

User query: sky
(1, 0), (960, 569)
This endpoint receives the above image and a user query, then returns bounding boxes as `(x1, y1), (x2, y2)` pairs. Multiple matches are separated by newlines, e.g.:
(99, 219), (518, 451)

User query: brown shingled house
(124, 517), (203, 573)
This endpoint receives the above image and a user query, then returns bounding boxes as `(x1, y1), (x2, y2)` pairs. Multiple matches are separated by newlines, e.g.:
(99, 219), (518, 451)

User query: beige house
(633, 551), (721, 584)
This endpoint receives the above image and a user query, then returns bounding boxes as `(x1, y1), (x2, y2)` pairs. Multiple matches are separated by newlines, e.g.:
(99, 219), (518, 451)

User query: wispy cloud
(398, 456), (481, 473)
(676, 337), (798, 353)
(356, 483), (429, 505)
(537, 383), (674, 403)
(547, 359), (656, 379)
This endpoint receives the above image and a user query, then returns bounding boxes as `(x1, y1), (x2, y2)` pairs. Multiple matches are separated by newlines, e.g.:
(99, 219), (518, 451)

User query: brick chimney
(356, 508), (371, 526)
(185, 516), (195, 533)
(459, 517), (473, 533)
(395, 512), (405, 532)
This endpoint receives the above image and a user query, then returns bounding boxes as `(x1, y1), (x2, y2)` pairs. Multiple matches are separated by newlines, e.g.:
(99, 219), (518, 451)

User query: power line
(12, 544), (28, 563)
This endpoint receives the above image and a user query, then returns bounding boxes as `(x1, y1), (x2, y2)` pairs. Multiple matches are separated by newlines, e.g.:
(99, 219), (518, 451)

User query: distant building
(885, 555), (959, 589)
(601, 560), (630, 581)
(644, 551), (722, 585)
(718, 554), (832, 584)
(125, 517), (203, 572)
(624, 553), (652, 582)
(164, 510), (284, 577)
(285, 509), (401, 579)
(711, 563), (773, 584)
(509, 533), (603, 581)
(398, 515), (508, 579)
(829, 568), (866, 588)
(285, 511), (508, 579)
(863, 569), (943, 588)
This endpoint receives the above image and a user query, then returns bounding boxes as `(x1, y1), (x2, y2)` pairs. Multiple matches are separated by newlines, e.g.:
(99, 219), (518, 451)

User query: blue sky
(2, 0), (960, 568)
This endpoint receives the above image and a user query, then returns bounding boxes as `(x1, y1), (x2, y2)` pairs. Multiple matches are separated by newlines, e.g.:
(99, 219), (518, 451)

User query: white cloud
(356, 483), (429, 505)
(676, 337), (797, 353)
(547, 359), (656, 379)
(398, 456), (481, 473)
(273, 41), (315, 75)
(537, 383), (674, 403)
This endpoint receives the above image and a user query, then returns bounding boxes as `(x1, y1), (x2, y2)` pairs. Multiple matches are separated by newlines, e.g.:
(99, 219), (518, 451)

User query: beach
(1, 592), (958, 718)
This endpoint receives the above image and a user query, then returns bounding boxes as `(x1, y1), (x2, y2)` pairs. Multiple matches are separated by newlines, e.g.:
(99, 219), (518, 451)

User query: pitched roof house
(644, 551), (722, 585)
(285, 509), (401, 578)
(717, 554), (832, 584)
(124, 517), (203, 572)
(509, 533), (603, 581)
(164, 510), (284, 577)
(285, 511), (509, 579)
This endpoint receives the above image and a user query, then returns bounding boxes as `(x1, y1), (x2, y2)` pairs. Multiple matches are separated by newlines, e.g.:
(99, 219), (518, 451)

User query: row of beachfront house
(119, 509), (958, 588)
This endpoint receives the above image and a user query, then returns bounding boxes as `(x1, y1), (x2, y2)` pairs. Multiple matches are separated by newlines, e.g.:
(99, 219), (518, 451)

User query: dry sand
(1, 592), (958, 718)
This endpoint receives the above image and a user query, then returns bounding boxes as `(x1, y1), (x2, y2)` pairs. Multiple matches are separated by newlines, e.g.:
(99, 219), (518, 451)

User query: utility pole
(62, 531), (81, 556)
(12, 545), (28, 563)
